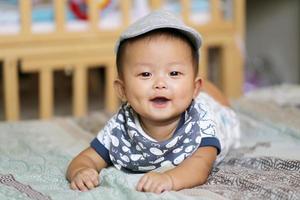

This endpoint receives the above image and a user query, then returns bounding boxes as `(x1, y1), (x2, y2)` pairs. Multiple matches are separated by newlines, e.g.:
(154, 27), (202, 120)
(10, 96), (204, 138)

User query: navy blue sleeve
(90, 138), (112, 165)
(199, 137), (221, 155)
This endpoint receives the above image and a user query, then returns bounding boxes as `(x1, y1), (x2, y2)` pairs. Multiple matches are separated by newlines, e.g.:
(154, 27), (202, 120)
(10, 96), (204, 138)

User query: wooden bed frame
(0, 0), (245, 121)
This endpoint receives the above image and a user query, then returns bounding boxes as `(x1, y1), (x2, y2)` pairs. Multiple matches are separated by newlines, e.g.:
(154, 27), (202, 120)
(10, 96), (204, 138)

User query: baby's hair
(116, 28), (199, 79)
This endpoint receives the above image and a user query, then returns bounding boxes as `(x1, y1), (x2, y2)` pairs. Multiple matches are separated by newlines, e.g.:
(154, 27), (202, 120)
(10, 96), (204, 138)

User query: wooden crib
(0, 0), (245, 121)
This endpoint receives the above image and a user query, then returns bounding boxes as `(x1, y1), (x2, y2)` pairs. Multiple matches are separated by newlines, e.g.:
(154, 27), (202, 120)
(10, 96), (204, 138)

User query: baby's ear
(193, 77), (202, 98)
(114, 79), (127, 102)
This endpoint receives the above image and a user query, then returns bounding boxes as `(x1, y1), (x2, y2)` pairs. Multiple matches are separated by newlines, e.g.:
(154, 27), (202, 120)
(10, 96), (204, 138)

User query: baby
(66, 10), (239, 194)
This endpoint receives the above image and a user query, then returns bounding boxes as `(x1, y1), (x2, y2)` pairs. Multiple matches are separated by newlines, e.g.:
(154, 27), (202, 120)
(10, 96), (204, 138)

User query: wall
(246, 0), (299, 86)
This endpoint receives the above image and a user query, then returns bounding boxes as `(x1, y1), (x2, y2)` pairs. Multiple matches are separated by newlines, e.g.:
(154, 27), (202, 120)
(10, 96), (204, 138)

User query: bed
(1, 84), (300, 200)
(0, 0), (245, 121)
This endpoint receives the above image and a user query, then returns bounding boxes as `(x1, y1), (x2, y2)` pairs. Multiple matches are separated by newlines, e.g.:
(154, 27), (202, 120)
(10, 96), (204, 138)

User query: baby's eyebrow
(134, 62), (154, 67)
(167, 61), (185, 67)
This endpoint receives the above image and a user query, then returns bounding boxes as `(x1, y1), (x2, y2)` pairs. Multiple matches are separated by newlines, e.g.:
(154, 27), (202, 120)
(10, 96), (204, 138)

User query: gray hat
(115, 10), (202, 54)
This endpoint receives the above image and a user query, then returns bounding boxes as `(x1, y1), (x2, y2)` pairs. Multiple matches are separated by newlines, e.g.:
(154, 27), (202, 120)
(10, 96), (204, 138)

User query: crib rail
(0, 0), (245, 121)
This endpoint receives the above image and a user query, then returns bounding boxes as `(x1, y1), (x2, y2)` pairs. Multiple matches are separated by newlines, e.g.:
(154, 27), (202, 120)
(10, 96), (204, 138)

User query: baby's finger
(154, 185), (165, 194)
(84, 179), (95, 190)
(91, 176), (99, 186)
(136, 175), (148, 191)
(70, 181), (79, 190)
(141, 178), (153, 192)
(87, 170), (99, 186)
(75, 179), (88, 191)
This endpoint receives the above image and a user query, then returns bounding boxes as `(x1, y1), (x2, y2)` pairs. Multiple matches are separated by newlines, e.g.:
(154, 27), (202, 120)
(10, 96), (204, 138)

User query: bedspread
(1, 85), (300, 200)
(0, 120), (223, 200)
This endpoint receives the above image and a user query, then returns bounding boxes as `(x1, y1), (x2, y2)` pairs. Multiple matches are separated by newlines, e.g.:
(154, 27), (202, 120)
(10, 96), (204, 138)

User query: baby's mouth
(150, 97), (170, 105)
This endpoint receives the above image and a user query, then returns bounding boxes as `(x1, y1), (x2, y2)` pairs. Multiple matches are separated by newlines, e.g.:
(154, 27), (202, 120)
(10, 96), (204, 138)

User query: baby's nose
(153, 77), (167, 89)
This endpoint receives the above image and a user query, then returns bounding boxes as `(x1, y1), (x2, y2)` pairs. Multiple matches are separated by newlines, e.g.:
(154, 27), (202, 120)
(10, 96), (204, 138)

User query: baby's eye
(169, 71), (181, 76)
(140, 72), (152, 77)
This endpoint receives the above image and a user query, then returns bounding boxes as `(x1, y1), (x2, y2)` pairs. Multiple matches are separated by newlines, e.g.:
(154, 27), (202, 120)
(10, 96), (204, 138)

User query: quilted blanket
(0, 120), (223, 200)
(1, 85), (300, 200)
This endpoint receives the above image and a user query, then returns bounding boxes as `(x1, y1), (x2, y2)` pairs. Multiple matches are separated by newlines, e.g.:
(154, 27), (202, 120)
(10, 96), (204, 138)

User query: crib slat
(221, 40), (243, 98)
(20, 0), (31, 35)
(180, 0), (190, 24)
(199, 45), (208, 79)
(105, 61), (119, 113)
(39, 69), (53, 119)
(73, 65), (87, 117)
(120, 0), (131, 27)
(234, 0), (245, 41)
(211, 0), (222, 24)
(222, 42), (233, 97)
(150, 0), (162, 10)
(54, 0), (66, 32)
(233, 0), (245, 98)
(88, 0), (99, 31)
(3, 58), (20, 121)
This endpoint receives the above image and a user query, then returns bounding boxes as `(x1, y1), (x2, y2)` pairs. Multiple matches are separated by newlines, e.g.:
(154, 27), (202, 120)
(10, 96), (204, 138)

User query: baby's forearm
(165, 147), (217, 190)
(66, 155), (98, 181)
(165, 159), (211, 190)
(66, 147), (107, 182)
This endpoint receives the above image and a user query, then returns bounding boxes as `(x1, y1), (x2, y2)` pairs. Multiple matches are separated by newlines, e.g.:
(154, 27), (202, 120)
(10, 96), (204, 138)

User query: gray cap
(115, 10), (202, 54)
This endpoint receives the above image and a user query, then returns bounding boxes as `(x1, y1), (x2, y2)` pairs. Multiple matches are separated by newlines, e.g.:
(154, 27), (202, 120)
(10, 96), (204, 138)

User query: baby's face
(120, 35), (201, 124)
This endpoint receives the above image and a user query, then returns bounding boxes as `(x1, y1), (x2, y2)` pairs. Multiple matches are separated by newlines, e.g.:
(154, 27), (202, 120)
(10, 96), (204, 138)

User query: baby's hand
(70, 168), (99, 191)
(136, 172), (173, 194)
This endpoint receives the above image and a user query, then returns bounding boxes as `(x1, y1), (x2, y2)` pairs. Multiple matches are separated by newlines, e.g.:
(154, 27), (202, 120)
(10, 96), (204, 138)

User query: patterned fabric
(109, 100), (219, 172)
(195, 93), (240, 163)
(0, 174), (51, 200)
(180, 155), (300, 200)
(198, 154), (300, 200)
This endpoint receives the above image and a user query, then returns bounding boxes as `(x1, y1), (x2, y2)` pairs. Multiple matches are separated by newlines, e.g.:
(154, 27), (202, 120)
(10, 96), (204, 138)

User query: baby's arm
(136, 146), (217, 193)
(66, 147), (107, 191)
